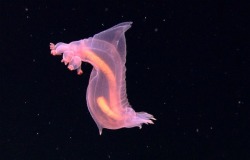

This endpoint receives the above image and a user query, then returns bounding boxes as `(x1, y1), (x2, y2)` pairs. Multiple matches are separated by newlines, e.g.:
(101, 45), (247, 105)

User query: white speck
(210, 126), (213, 130)
(36, 132), (39, 135)
(196, 128), (199, 132)
(144, 16), (147, 20)
(69, 136), (72, 139)
(154, 28), (158, 32)
(33, 59), (36, 62)
(163, 19), (166, 22)
(26, 16), (29, 19)
(37, 113), (40, 116)
(238, 100), (243, 104)
(48, 121), (51, 125)
(25, 8), (28, 12)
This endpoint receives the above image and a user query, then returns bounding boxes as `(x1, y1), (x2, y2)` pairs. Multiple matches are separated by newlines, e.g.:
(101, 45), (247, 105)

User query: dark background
(1, 1), (249, 159)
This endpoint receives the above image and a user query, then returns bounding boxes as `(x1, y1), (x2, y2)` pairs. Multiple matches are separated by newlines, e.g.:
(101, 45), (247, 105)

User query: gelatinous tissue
(50, 22), (155, 135)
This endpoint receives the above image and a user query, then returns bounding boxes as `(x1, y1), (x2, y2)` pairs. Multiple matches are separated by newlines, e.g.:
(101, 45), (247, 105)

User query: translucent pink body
(50, 22), (155, 134)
